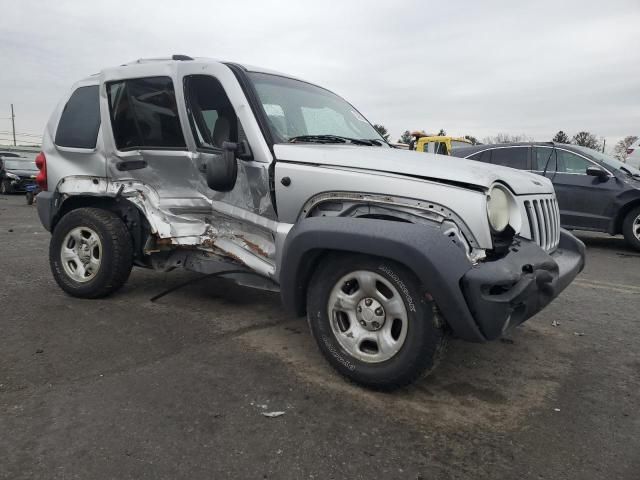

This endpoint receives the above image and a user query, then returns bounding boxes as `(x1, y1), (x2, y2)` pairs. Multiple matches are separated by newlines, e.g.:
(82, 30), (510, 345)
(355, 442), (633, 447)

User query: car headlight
(6, 172), (19, 180)
(486, 185), (511, 232)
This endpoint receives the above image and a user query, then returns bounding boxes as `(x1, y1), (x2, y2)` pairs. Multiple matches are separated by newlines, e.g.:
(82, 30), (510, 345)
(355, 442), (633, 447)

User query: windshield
(3, 159), (38, 171)
(248, 72), (387, 145)
(571, 145), (640, 176)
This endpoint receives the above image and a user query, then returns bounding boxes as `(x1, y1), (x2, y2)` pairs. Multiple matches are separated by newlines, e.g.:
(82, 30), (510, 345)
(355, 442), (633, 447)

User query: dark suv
(452, 142), (640, 250)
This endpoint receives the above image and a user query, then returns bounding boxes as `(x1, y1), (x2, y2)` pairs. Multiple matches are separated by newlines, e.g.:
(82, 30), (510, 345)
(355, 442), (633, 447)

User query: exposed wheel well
(54, 195), (151, 265)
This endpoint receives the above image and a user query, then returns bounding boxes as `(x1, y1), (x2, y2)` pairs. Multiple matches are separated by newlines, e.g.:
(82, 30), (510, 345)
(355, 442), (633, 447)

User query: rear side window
(491, 147), (528, 169)
(55, 85), (101, 149)
(468, 150), (491, 163)
(107, 76), (186, 150)
(534, 147), (557, 171)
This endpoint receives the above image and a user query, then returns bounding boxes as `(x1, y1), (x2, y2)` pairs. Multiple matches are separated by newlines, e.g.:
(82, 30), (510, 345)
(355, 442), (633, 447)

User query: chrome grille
(524, 196), (560, 251)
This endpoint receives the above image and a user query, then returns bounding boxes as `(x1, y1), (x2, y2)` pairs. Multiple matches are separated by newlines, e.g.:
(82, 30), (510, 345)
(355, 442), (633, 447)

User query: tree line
(372, 125), (638, 162)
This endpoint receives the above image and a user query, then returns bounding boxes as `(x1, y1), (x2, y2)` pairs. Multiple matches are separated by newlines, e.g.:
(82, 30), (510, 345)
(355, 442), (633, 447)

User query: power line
(0, 131), (42, 138)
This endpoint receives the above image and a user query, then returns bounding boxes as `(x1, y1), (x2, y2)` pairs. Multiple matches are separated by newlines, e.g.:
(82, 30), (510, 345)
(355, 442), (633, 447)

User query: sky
(0, 0), (638, 151)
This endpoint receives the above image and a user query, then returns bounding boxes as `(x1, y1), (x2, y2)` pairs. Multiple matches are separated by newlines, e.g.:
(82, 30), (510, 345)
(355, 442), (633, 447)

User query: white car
(626, 138), (640, 169)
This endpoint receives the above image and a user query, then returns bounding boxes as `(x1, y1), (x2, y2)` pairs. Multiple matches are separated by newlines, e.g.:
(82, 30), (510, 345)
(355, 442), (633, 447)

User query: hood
(274, 144), (553, 195)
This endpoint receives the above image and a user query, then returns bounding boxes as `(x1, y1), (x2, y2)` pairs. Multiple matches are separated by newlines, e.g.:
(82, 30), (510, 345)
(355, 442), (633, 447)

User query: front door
(534, 146), (618, 231)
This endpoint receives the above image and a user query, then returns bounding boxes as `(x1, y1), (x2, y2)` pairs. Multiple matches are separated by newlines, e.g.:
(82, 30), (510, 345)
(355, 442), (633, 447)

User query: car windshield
(248, 72), (387, 145)
(3, 159), (38, 171)
(571, 145), (640, 176)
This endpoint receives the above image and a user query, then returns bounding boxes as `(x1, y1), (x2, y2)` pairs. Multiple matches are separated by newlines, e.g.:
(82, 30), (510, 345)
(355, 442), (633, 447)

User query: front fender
(278, 217), (487, 342)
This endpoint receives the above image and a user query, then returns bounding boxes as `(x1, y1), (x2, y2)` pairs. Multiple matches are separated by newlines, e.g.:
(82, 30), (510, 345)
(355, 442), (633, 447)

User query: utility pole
(10, 104), (16, 146)
(602, 138), (606, 153)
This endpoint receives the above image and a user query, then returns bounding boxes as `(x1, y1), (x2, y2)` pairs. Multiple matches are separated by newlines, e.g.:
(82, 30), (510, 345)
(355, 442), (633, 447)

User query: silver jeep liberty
(35, 55), (585, 389)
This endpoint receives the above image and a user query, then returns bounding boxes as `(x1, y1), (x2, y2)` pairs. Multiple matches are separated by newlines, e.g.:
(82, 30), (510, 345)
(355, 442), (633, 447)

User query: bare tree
(464, 135), (479, 145)
(437, 128), (446, 136)
(552, 131), (570, 143)
(482, 133), (532, 144)
(572, 131), (600, 150)
(613, 135), (639, 162)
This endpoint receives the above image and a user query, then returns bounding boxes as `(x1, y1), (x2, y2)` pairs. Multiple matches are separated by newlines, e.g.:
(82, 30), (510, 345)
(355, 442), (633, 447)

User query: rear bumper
(36, 191), (55, 231)
(460, 230), (585, 340)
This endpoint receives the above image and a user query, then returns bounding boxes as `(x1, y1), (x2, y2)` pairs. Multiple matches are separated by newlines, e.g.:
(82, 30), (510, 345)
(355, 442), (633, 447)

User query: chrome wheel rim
(327, 270), (408, 363)
(633, 214), (640, 241)
(61, 227), (102, 283)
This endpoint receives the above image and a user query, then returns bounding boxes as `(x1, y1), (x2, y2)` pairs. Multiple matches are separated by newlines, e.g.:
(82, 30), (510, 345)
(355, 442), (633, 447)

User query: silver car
(35, 55), (585, 389)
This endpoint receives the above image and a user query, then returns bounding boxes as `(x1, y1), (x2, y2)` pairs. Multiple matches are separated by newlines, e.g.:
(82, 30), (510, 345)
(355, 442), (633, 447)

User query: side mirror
(205, 142), (238, 192)
(236, 139), (253, 161)
(586, 165), (608, 180)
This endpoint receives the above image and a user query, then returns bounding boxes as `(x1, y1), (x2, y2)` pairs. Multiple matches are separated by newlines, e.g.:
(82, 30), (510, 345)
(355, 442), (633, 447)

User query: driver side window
(557, 150), (591, 174)
(184, 75), (239, 151)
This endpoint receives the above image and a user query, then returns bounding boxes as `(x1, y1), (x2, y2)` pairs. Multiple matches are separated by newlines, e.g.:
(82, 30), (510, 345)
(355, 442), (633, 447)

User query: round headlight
(487, 185), (510, 232)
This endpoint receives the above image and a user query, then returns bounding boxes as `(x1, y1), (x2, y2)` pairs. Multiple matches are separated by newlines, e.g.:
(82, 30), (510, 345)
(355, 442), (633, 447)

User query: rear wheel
(50, 208), (133, 298)
(306, 254), (447, 390)
(622, 206), (640, 251)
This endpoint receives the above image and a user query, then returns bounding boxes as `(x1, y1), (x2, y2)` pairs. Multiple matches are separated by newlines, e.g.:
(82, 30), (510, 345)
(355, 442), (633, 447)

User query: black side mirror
(586, 165), (608, 180)
(236, 139), (253, 161)
(205, 142), (238, 192)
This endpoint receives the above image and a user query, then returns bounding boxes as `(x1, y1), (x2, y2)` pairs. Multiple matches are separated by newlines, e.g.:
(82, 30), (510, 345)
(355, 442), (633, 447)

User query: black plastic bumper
(36, 191), (56, 232)
(461, 229), (585, 340)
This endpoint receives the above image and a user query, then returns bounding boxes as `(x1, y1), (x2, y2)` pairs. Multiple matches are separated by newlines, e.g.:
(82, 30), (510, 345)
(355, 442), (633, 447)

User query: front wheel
(306, 254), (447, 390)
(50, 208), (133, 298)
(622, 206), (640, 251)
(0, 180), (11, 194)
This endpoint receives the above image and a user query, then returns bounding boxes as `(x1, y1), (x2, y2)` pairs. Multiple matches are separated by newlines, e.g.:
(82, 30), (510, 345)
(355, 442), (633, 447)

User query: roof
(452, 141), (557, 157)
(78, 55), (308, 87)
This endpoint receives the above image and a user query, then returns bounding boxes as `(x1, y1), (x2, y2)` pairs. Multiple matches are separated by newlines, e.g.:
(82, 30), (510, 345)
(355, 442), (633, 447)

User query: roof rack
(123, 55), (194, 66)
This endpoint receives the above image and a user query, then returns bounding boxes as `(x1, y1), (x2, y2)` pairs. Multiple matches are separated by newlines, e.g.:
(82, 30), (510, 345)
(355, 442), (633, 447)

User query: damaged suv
(36, 56), (585, 389)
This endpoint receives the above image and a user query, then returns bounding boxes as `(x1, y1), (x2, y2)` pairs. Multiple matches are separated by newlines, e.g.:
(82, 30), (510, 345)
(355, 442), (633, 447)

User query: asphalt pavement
(1, 193), (638, 479)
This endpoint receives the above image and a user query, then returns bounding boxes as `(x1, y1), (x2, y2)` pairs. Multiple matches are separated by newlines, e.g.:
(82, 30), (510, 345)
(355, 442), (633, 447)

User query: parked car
(0, 153), (38, 194)
(626, 137), (640, 169)
(452, 142), (640, 250)
(35, 56), (585, 389)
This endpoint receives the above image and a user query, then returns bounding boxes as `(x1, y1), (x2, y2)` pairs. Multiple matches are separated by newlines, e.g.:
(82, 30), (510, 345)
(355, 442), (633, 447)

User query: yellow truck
(410, 131), (472, 155)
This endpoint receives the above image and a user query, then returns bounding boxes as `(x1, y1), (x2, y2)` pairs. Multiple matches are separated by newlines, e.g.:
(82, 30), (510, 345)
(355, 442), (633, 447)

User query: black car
(452, 142), (640, 250)
(0, 153), (39, 194)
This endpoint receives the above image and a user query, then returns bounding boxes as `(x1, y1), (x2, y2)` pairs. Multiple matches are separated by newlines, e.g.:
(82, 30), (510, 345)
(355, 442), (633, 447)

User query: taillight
(35, 152), (47, 191)
(627, 148), (635, 155)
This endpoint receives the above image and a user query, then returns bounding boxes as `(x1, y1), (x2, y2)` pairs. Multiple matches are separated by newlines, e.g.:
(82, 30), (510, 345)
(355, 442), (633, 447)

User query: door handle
(116, 160), (148, 171)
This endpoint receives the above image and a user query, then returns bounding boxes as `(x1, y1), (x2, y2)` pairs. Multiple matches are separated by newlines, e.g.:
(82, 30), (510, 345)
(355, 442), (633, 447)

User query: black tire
(622, 206), (640, 251)
(0, 179), (11, 194)
(306, 253), (447, 390)
(26, 191), (34, 205)
(50, 208), (133, 298)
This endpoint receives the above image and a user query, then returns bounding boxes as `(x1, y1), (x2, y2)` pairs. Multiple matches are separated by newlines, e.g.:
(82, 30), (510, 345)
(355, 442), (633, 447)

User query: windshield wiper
(289, 135), (374, 146)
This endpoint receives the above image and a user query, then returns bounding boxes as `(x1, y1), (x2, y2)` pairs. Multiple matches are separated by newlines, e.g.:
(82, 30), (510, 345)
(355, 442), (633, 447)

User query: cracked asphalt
(1, 194), (639, 479)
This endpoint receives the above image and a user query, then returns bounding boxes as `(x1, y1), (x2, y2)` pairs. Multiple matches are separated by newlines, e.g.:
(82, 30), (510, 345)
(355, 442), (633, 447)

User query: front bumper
(8, 176), (36, 192)
(460, 229), (585, 340)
